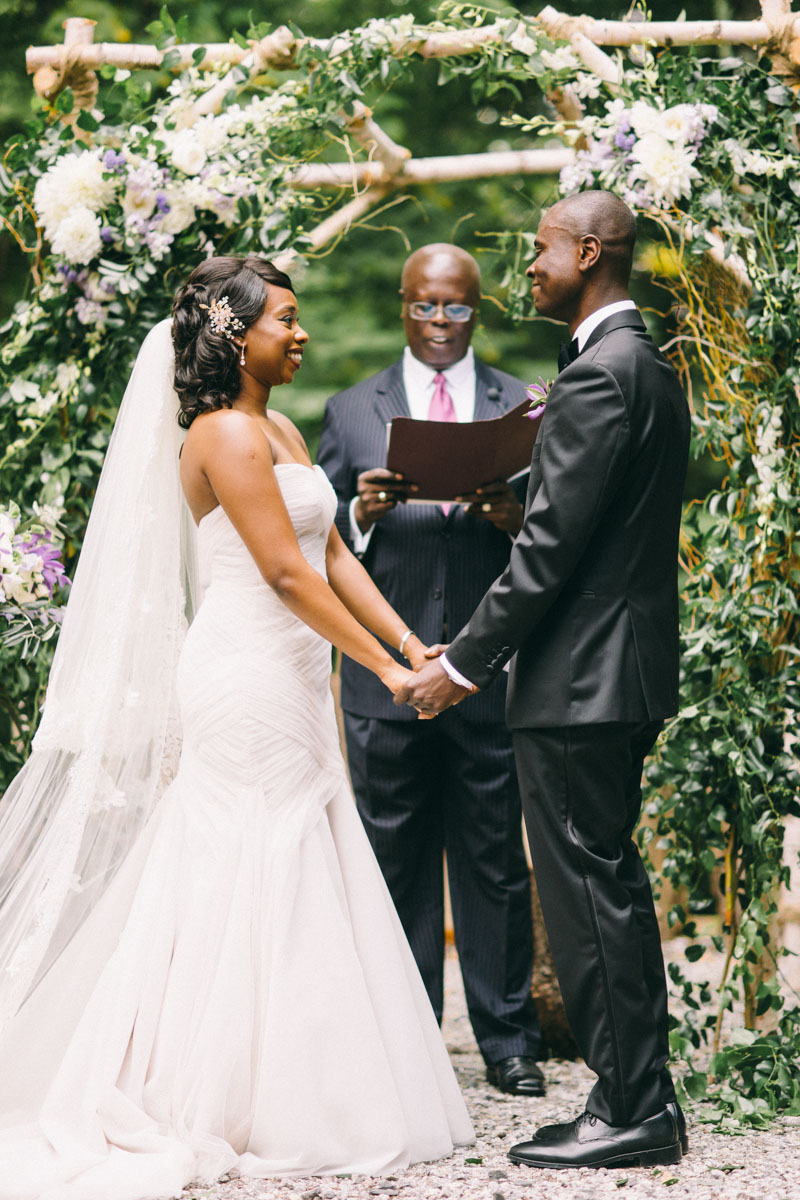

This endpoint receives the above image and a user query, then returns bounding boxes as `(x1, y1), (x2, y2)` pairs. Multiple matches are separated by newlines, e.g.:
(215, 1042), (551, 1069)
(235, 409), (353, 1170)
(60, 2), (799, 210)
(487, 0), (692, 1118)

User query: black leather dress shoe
(667, 1100), (688, 1154)
(486, 1056), (546, 1096)
(508, 1108), (680, 1169)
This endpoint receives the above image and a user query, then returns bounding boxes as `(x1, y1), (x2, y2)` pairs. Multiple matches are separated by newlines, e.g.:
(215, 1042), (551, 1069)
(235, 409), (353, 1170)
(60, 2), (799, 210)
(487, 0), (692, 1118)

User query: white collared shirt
(440, 300), (638, 692)
(573, 299), (637, 351)
(348, 347), (477, 552)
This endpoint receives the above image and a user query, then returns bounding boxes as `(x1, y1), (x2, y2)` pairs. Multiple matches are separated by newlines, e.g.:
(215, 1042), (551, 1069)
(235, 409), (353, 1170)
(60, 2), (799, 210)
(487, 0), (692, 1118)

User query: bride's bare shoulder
(184, 409), (267, 457)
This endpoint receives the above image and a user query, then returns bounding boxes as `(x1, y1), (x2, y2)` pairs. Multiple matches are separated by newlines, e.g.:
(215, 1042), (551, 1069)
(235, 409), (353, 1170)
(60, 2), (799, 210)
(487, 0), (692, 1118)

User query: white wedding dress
(0, 462), (473, 1200)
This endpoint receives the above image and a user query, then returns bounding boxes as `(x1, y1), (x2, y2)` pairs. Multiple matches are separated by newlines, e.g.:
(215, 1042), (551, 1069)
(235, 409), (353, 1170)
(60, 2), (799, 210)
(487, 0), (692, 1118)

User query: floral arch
(2, 2), (799, 1124)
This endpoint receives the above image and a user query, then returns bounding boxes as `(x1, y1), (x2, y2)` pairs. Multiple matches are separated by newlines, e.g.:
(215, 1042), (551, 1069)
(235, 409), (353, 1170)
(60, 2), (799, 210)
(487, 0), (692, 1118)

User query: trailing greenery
(1, 4), (798, 1124)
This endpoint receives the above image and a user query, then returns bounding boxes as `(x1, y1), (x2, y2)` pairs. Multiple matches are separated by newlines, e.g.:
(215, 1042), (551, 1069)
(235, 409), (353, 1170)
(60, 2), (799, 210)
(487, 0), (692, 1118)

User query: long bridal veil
(0, 319), (199, 1030)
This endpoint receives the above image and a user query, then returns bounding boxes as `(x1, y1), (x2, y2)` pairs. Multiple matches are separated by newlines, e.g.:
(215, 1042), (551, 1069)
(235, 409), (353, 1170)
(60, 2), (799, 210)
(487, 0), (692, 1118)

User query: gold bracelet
(398, 629), (414, 657)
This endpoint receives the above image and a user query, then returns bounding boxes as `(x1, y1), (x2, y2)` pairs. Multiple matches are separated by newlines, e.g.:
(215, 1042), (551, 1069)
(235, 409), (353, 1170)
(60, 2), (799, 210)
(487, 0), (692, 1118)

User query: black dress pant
(344, 707), (541, 1065)
(513, 720), (676, 1125)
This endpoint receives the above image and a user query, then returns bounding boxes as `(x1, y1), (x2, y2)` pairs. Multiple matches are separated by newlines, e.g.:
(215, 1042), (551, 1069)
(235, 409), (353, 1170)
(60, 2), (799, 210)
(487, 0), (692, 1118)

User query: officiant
(317, 243), (544, 1094)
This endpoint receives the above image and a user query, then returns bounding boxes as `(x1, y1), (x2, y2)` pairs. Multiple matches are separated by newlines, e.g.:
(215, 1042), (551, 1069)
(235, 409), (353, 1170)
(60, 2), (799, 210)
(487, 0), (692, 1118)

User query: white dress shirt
(573, 299), (636, 351)
(348, 347), (477, 553)
(440, 300), (638, 693)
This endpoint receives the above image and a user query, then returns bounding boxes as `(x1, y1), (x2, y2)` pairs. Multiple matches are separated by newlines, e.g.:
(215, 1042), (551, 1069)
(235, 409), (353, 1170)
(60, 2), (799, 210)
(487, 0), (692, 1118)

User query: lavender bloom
(103, 149), (126, 172)
(19, 532), (70, 597)
(101, 226), (115, 244)
(155, 192), (170, 214)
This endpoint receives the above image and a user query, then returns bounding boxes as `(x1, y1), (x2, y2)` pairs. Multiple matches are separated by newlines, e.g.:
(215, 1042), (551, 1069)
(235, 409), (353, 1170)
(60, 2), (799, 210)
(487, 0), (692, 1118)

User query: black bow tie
(557, 338), (580, 372)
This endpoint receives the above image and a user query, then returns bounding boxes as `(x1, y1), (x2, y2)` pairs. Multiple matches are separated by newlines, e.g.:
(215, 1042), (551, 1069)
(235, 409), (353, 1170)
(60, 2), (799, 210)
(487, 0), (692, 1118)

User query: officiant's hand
(393, 658), (471, 716)
(456, 479), (523, 535)
(355, 468), (418, 533)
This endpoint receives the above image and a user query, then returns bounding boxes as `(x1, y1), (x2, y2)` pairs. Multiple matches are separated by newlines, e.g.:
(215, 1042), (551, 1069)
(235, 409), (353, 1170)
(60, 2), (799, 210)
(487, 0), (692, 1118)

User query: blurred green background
(3, 0), (757, 490)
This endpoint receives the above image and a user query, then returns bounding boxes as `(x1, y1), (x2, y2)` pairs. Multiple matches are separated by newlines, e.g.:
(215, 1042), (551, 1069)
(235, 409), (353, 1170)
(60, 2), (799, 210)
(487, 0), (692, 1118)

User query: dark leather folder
(386, 397), (543, 502)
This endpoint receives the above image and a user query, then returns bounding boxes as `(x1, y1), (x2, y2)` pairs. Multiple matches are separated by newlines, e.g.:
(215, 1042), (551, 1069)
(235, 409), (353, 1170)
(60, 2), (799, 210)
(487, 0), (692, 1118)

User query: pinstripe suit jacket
(317, 357), (529, 723)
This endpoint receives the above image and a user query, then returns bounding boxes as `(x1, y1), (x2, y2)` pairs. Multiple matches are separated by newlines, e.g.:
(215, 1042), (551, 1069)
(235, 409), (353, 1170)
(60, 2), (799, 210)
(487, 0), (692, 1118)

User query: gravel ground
(185, 946), (800, 1200)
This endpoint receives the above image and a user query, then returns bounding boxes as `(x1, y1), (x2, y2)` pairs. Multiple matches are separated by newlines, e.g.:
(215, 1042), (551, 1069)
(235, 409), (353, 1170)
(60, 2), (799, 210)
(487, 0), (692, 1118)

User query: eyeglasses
(405, 301), (475, 323)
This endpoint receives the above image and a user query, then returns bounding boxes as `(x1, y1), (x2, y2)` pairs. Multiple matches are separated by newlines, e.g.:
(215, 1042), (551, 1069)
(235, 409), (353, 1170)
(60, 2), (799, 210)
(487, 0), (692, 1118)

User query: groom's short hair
(553, 191), (637, 284)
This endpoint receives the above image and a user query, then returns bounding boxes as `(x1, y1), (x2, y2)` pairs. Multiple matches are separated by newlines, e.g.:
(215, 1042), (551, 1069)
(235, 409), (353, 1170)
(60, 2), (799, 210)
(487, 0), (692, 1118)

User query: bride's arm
(324, 527), (427, 669)
(195, 412), (411, 692)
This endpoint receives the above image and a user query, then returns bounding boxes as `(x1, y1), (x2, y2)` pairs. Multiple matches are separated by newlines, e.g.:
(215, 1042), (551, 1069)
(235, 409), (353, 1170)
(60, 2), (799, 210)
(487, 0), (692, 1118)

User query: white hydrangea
(50, 207), (103, 265)
(33, 150), (115, 239)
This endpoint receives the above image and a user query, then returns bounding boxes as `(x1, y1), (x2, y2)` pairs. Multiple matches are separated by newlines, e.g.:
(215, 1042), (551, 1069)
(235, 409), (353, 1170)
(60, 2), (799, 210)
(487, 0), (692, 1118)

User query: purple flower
(101, 226), (115, 244)
(103, 149), (126, 172)
(525, 378), (550, 420)
(155, 192), (170, 214)
(19, 532), (70, 598)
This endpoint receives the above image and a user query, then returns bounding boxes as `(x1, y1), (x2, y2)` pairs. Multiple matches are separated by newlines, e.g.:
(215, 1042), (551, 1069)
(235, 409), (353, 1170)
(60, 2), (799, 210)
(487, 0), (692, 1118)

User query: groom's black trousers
(513, 720), (676, 1127)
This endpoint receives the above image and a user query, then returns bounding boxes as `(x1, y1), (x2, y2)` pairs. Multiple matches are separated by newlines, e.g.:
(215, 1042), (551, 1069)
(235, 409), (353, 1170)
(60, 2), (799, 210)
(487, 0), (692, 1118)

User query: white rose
(170, 134), (207, 176)
(659, 105), (692, 142)
(122, 183), (156, 220)
(50, 207), (103, 265)
(33, 150), (115, 239)
(631, 133), (699, 204)
(160, 189), (196, 235)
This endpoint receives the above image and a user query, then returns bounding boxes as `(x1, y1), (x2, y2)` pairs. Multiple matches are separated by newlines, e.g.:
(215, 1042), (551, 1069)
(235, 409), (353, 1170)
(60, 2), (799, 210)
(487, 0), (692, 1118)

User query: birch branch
(289, 147), (575, 189)
(273, 186), (389, 271)
(26, 12), (799, 76)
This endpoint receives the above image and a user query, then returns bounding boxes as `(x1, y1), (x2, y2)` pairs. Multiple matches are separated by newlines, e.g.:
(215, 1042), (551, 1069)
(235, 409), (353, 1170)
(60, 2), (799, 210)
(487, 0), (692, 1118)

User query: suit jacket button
(433, 588), (442, 600)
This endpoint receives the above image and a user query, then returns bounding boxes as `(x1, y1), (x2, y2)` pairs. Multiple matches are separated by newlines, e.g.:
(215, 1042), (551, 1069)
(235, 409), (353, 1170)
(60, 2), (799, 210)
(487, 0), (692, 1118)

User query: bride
(0, 255), (473, 1200)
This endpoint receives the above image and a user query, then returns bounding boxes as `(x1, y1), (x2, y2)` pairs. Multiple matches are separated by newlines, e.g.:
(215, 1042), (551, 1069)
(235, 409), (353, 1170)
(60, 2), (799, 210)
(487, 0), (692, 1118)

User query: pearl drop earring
(239, 343), (246, 367)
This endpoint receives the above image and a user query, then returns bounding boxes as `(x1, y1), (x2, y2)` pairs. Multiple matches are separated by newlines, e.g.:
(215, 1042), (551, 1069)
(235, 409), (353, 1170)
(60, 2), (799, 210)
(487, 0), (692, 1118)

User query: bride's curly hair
(171, 256), (295, 429)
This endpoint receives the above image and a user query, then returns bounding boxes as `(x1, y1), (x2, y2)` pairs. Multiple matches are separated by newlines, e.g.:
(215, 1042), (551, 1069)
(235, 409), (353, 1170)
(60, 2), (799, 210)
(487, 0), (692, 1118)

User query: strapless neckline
(197, 463), (323, 529)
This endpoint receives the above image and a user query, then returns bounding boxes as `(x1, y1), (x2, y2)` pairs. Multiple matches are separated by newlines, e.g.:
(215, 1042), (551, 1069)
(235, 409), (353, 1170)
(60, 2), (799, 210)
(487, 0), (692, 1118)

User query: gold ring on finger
(378, 491), (388, 502)
(481, 502), (492, 512)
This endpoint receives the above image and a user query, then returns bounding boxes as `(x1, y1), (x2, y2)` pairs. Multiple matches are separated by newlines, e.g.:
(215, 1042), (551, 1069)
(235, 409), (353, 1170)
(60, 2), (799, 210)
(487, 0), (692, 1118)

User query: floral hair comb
(199, 295), (245, 341)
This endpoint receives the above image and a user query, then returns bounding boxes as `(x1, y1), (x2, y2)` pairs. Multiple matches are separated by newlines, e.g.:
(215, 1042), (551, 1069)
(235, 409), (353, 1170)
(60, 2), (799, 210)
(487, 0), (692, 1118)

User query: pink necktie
(429, 373), (456, 514)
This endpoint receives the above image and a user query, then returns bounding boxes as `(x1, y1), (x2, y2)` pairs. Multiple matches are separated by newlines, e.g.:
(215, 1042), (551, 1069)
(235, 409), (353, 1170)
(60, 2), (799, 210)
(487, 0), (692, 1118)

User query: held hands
(354, 468), (418, 533)
(456, 479), (523, 536)
(393, 656), (474, 717)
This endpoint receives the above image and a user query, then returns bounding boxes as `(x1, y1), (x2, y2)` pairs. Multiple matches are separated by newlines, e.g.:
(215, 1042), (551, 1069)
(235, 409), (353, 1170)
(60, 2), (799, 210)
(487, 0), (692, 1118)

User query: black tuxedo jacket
(446, 311), (691, 728)
(317, 358), (528, 723)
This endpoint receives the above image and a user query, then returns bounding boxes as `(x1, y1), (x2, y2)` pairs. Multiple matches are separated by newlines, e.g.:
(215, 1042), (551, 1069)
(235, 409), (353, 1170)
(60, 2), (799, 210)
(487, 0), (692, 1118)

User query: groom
(396, 190), (691, 1169)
